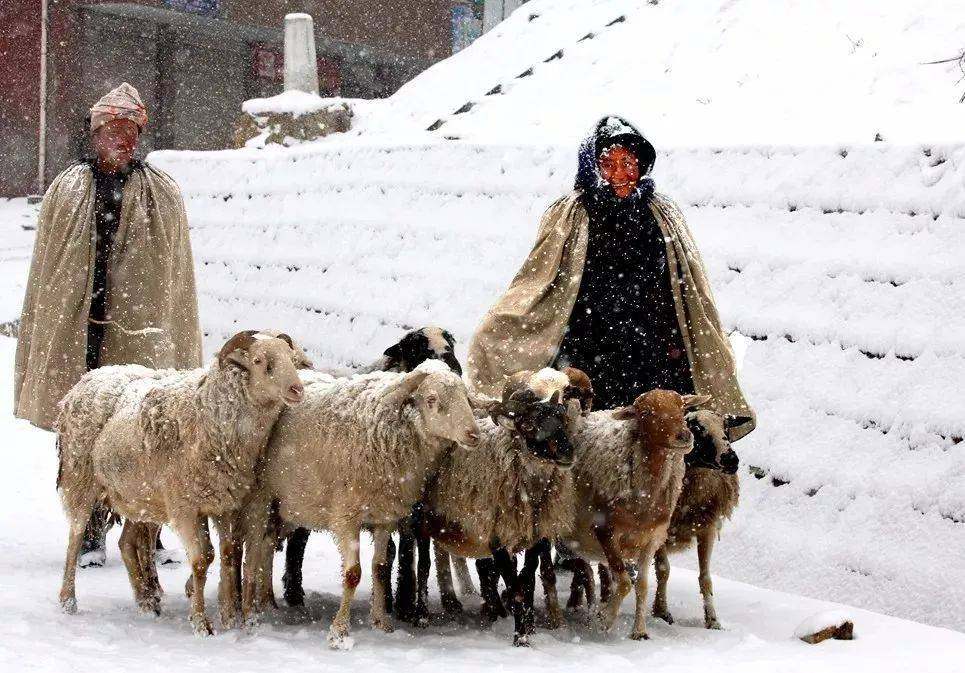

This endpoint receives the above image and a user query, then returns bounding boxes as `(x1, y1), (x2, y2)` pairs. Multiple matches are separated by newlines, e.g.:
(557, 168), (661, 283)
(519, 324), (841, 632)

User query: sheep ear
(682, 393), (712, 409)
(612, 406), (636, 421)
(442, 330), (456, 349)
(549, 389), (562, 405)
(384, 370), (430, 409)
(218, 330), (258, 370)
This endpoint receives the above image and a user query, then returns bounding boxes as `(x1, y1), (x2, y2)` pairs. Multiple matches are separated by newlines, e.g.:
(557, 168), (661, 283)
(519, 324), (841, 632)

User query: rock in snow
(795, 610), (856, 644)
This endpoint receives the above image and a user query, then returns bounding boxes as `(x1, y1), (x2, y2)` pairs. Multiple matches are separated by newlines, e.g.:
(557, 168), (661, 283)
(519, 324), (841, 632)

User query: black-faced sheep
(240, 361), (480, 647)
(652, 409), (741, 629)
(56, 331), (305, 635)
(419, 381), (577, 646)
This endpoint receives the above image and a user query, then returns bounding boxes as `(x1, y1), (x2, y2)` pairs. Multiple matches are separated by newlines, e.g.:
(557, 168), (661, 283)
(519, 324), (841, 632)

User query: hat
(90, 82), (148, 133)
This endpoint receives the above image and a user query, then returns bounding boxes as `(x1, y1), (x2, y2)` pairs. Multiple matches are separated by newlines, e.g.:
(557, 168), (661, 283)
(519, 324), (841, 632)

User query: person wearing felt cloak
(468, 115), (755, 441)
(14, 83), (202, 564)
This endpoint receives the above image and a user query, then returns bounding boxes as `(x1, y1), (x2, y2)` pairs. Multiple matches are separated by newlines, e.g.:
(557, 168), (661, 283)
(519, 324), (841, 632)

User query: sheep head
(685, 409), (740, 474)
(217, 330), (305, 407)
(387, 361), (480, 448)
(612, 390), (710, 453)
(491, 385), (574, 468)
(383, 326), (462, 376)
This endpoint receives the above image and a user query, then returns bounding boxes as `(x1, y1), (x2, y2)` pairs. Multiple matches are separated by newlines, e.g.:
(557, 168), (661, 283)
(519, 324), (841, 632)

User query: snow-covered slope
(360, 0), (965, 144)
(146, 137), (965, 630)
(2, 337), (964, 670)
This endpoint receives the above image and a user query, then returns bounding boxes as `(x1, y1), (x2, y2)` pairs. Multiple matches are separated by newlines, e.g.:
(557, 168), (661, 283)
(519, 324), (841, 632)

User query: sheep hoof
(513, 633), (530, 647)
(371, 616), (394, 633)
(60, 596), (78, 615)
(220, 609), (241, 630)
(191, 614), (214, 636)
(630, 631), (650, 641)
(78, 550), (106, 568)
(327, 624), (354, 650)
(705, 619), (722, 630)
(653, 609), (674, 625)
(441, 594), (464, 616)
(137, 596), (161, 616)
(283, 585), (305, 607)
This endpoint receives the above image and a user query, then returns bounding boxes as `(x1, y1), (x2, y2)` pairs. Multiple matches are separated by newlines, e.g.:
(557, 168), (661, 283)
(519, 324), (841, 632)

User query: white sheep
(55, 330), (305, 635)
(239, 359), (480, 648)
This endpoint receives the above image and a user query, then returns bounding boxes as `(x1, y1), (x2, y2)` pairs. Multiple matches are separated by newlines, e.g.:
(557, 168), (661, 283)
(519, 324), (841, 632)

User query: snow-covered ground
(1, 336), (964, 671)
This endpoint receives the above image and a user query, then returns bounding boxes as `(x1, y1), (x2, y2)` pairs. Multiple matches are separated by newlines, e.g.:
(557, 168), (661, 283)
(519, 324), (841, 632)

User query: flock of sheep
(54, 326), (741, 648)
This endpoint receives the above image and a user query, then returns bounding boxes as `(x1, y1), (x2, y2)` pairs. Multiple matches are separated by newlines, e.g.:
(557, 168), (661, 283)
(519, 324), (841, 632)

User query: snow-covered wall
(151, 138), (965, 631)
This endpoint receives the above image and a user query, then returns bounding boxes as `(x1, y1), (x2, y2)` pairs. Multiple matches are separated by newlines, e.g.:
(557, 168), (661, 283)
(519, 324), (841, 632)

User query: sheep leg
(697, 527), (721, 629)
(170, 513), (215, 636)
(598, 564), (612, 605)
(184, 517), (210, 598)
(565, 558), (588, 610)
(242, 529), (273, 621)
(652, 546), (674, 624)
(393, 528), (417, 622)
(213, 516), (242, 629)
(452, 556), (477, 596)
(594, 527), (632, 631)
(630, 542), (661, 640)
(383, 535), (396, 614)
(282, 527), (309, 606)
(413, 531), (432, 626)
(119, 520), (160, 615)
(476, 557), (506, 622)
(58, 492), (98, 614)
(537, 541), (564, 628)
(507, 545), (540, 646)
(329, 523), (362, 647)
(139, 524), (163, 601)
(434, 545), (463, 615)
(369, 527), (394, 633)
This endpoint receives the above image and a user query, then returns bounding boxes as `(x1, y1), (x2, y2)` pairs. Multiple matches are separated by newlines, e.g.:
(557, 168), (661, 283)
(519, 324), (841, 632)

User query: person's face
(598, 144), (639, 199)
(91, 119), (139, 173)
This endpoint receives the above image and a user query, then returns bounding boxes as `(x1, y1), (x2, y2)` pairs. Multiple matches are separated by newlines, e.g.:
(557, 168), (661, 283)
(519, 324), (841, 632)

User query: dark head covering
(574, 115), (657, 204)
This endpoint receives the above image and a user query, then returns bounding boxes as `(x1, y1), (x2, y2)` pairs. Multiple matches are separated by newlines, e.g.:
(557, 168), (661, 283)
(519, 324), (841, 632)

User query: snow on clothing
(14, 161), (202, 431)
(555, 118), (691, 408)
(89, 82), (148, 133)
(467, 118), (755, 440)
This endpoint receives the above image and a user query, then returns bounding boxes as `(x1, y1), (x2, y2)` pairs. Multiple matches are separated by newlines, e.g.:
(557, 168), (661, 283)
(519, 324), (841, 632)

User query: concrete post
(482, 0), (502, 33)
(284, 13), (319, 95)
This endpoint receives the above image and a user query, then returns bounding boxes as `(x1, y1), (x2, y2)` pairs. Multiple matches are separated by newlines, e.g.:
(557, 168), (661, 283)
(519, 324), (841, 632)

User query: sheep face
(614, 390), (710, 453)
(384, 326), (462, 376)
(218, 331), (305, 407)
(412, 372), (480, 447)
(686, 409), (740, 475)
(495, 389), (575, 467)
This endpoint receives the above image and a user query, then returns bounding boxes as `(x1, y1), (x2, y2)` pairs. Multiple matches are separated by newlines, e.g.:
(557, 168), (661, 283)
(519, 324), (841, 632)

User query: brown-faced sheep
(653, 409), (741, 630)
(240, 360), (480, 647)
(564, 389), (708, 640)
(55, 331), (305, 635)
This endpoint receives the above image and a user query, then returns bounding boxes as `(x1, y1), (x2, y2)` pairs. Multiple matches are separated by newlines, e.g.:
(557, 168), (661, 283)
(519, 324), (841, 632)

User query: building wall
(0, 0), (42, 196)
(0, 0), (453, 197)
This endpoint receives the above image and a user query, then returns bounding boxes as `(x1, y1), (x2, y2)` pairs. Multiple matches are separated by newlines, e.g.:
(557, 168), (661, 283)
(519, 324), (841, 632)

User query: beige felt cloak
(14, 162), (202, 430)
(467, 191), (755, 441)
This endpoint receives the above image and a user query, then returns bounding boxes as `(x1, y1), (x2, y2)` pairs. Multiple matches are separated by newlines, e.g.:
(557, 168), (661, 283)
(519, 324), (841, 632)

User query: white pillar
(482, 0), (502, 33)
(284, 13), (319, 95)
(503, 0), (526, 17)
